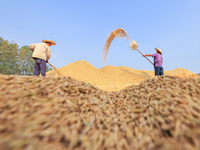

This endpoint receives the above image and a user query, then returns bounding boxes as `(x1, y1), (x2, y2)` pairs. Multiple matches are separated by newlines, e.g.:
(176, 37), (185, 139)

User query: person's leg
(33, 59), (41, 76)
(159, 67), (164, 76)
(154, 67), (159, 76)
(40, 59), (46, 76)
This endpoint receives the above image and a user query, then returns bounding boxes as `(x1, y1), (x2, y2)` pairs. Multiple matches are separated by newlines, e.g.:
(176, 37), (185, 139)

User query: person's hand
(46, 60), (48, 63)
(143, 55), (145, 57)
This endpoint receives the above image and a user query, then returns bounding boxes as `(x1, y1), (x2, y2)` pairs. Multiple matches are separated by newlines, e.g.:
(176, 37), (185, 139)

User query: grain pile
(102, 28), (129, 64)
(0, 74), (200, 150)
(119, 67), (198, 79)
(46, 60), (195, 91)
(47, 61), (145, 91)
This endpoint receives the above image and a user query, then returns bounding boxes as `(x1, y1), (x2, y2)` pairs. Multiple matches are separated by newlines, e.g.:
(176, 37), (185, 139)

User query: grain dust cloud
(102, 28), (129, 65)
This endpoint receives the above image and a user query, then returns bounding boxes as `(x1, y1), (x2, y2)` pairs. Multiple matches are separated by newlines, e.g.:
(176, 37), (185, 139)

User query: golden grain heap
(0, 74), (200, 150)
(46, 60), (196, 91)
(102, 28), (129, 65)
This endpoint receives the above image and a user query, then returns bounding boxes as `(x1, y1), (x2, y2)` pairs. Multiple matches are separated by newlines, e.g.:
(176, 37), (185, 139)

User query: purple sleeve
(152, 53), (156, 57)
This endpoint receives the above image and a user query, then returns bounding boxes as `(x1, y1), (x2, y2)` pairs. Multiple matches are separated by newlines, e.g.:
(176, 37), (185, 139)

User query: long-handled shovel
(47, 62), (65, 77)
(129, 39), (154, 65)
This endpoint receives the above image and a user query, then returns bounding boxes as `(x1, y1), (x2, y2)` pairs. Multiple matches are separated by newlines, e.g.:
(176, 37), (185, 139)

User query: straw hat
(42, 39), (56, 45)
(155, 48), (162, 55)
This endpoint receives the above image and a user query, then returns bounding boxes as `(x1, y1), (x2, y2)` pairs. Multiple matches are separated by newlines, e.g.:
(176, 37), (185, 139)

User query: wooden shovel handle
(47, 62), (65, 77)
(136, 49), (154, 65)
(47, 62), (53, 67)
(48, 62), (56, 69)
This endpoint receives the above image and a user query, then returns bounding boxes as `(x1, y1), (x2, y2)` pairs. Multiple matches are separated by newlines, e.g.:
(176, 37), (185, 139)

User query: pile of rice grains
(0, 70), (200, 150)
(1, 29), (200, 150)
(46, 60), (197, 91)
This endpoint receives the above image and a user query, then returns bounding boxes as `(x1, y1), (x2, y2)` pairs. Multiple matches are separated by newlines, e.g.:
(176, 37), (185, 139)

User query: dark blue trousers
(154, 66), (164, 76)
(33, 58), (46, 76)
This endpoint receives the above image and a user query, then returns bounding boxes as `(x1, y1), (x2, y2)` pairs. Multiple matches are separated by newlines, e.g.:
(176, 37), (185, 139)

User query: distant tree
(17, 46), (35, 75)
(46, 63), (53, 73)
(0, 37), (19, 75)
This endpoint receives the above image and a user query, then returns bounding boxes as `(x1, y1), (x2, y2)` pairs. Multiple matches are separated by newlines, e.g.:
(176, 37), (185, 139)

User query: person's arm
(29, 43), (38, 52)
(46, 48), (51, 63)
(143, 54), (153, 57)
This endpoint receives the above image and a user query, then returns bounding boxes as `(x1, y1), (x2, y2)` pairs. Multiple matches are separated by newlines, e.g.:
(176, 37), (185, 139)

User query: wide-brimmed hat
(42, 39), (56, 45)
(155, 48), (162, 55)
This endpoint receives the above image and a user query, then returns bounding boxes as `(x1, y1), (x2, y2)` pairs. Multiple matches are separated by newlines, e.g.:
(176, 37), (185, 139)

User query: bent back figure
(29, 39), (56, 77)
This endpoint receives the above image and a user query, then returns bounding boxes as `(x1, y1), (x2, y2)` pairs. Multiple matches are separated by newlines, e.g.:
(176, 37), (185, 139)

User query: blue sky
(1, 0), (200, 73)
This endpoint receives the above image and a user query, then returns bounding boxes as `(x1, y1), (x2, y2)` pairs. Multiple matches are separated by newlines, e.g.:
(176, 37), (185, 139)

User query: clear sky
(1, 0), (200, 73)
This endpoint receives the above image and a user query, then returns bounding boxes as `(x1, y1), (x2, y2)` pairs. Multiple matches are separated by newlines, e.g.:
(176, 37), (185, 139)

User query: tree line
(0, 37), (52, 76)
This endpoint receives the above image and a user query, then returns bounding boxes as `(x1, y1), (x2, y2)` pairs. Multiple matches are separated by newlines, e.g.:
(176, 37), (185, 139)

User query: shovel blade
(129, 39), (139, 51)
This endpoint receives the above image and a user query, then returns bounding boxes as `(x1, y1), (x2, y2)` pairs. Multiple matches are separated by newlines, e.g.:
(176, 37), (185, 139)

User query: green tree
(0, 37), (19, 75)
(46, 63), (53, 73)
(18, 46), (35, 75)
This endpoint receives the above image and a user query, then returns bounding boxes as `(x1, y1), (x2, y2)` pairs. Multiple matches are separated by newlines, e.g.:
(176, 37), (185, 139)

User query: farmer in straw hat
(143, 48), (164, 76)
(29, 40), (56, 77)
